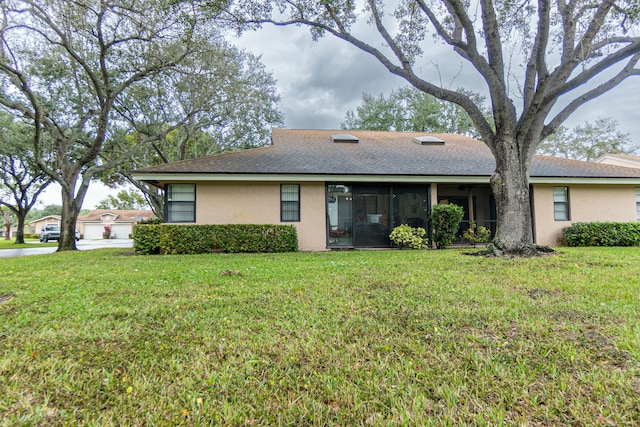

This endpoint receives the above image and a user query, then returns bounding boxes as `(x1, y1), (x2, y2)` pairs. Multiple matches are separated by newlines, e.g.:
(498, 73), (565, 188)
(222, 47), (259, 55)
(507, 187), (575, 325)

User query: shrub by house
(133, 224), (298, 255)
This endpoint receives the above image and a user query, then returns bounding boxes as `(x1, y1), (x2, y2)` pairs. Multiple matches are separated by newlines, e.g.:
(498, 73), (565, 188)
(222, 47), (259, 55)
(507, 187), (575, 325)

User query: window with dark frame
(166, 184), (196, 223)
(553, 186), (570, 221)
(281, 184), (300, 222)
(636, 187), (640, 221)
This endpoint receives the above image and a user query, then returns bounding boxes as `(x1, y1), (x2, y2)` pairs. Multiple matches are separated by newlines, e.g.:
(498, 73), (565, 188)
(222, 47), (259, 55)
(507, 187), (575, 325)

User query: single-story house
(132, 129), (640, 251)
(29, 215), (62, 234)
(76, 210), (156, 239)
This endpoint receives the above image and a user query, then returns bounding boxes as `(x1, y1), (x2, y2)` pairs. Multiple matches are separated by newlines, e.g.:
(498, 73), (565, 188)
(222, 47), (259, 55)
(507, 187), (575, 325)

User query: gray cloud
(232, 24), (640, 146)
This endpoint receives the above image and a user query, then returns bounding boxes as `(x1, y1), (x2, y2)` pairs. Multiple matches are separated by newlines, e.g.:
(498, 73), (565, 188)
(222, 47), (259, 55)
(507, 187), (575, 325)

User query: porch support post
(430, 183), (438, 207)
(468, 187), (475, 222)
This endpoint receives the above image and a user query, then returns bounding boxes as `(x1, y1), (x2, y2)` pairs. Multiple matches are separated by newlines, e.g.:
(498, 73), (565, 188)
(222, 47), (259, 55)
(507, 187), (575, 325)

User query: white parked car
(39, 225), (80, 242)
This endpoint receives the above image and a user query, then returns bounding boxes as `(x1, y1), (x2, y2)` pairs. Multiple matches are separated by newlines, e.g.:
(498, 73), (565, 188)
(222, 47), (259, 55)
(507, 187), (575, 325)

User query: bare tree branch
(543, 53), (640, 138)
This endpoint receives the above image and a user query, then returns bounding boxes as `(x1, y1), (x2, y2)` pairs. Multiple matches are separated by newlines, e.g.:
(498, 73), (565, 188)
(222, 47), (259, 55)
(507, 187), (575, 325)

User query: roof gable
(594, 154), (640, 169)
(77, 209), (156, 223)
(29, 215), (61, 225)
(100, 212), (119, 221)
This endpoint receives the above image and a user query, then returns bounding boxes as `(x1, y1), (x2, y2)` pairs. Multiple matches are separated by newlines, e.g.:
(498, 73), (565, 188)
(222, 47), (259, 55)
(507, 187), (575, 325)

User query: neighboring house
(132, 129), (640, 251)
(594, 154), (640, 169)
(77, 210), (156, 239)
(29, 215), (62, 234)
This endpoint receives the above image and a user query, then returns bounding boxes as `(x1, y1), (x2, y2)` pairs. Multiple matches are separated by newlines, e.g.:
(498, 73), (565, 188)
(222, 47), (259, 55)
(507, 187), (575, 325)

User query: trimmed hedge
(562, 222), (640, 247)
(429, 203), (464, 249)
(132, 224), (298, 255)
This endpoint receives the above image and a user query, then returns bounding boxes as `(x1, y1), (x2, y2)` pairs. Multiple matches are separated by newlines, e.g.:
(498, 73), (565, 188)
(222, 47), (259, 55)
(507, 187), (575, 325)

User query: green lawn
(0, 238), (57, 249)
(1, 248), (639, 425)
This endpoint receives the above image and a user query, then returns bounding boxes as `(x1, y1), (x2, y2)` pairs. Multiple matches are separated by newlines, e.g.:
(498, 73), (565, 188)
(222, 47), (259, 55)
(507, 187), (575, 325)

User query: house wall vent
(331, 133), (359, 143)
(413, 135), (445, 145)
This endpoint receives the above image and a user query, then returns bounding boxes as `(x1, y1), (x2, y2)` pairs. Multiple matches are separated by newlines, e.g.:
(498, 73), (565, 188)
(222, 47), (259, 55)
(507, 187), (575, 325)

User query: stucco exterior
(194, 181), (328, 251)
(133, 130), (640, 251)
(29, 216), (61, 234)
(172, 180), (640, 250)
(532, 184), (638, 246)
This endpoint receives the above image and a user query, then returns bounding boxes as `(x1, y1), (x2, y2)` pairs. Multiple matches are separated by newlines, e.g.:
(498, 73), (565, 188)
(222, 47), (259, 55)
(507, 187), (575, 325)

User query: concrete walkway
(0, 239), (134, 259)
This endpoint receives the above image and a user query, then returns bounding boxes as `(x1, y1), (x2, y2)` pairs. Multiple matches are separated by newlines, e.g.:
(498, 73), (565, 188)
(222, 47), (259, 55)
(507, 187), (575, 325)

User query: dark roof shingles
(134, 129), (640, 179)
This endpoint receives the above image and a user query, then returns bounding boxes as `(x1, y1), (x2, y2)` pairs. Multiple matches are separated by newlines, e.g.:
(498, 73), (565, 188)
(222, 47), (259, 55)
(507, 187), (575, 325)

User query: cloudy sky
(230, 22), (640, 146)
(41, 15), (640, 209)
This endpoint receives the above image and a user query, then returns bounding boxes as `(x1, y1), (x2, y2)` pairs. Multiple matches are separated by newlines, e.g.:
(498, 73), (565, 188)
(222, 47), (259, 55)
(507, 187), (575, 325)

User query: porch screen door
(353, 186), (390, 247)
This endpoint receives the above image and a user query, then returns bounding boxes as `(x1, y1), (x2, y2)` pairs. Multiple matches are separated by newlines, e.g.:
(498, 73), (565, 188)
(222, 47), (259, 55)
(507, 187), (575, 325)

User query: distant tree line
(0, 0), (284, 248)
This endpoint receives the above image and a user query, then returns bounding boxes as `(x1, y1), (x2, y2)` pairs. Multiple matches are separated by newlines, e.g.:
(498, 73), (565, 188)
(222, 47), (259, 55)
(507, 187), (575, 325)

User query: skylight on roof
(331, 133), (359, 143)
(413, 135), (445, 145)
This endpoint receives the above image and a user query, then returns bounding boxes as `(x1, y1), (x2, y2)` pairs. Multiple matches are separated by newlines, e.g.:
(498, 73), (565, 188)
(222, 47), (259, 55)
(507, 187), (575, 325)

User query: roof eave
(132, 172), (491, 183)
(133, 172), (640, 185)
(594, 155), (640, 167)
(529, 176), (640, 184)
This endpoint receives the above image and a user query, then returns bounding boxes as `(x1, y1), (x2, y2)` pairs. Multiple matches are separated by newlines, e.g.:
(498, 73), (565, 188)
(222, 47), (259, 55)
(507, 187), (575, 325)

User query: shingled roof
(594, 154), (640, 169)
(77, 210), (156, 222)
(133, 129), (640, 179)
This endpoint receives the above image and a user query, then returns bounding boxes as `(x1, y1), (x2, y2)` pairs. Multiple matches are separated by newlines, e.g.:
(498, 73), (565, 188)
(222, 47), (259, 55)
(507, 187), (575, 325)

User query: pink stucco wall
(185, 181), (638, 250)
(532, 184), (638, 246)
(195, 181), (328, 251)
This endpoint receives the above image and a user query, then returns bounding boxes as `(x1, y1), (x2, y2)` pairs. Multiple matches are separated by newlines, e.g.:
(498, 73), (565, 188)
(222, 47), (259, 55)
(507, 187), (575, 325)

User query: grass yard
(0, 239), (57, 249)
(1, 248), (639, 425)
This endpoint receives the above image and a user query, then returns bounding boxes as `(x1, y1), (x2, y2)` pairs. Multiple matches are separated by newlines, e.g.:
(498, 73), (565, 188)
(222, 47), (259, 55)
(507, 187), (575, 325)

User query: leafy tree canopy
(99, 41), (284, 217)
(341, 86), (486, 138)
(0, 112), (52, 243)
(537, 117), (638, 161)
(26, 205), (63, 221)
(95, 190), (149, 211)
(0, 0), (278, 250)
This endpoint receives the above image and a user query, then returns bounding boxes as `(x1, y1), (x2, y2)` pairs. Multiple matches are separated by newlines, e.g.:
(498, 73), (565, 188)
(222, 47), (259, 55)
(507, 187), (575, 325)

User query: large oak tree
(0, 0), (225, 250)
(100, 42), (284, 217)
(226, 0), (640, 256)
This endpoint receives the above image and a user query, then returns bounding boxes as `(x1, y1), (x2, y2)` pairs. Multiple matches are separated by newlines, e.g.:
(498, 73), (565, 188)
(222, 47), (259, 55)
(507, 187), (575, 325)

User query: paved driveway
(0, 239), (134, 259)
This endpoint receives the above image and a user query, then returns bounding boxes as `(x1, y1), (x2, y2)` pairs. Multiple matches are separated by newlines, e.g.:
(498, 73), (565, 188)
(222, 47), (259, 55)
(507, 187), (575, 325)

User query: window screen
(166, 184), (195, 223)
(553, 186), (569, 221)
(281, 184), (300, 222)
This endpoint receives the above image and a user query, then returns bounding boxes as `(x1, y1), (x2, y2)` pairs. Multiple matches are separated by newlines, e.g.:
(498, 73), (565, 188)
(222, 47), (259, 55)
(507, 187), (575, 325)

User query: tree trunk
(58, 188), (80, 251)
(14, 214), (25, 244)
(1, 208), (10, 240)
(129, 177), (164, 219)
(487, 140), (539, 257)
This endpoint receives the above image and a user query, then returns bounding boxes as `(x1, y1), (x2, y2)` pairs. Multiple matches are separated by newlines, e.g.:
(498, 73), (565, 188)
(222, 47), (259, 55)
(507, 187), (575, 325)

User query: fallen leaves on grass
(220, 270), (243, 277)
(0, 293), (14, 304)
